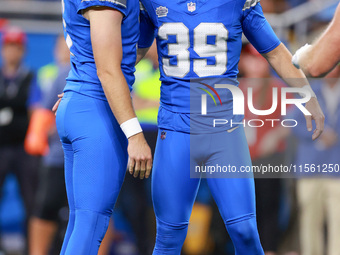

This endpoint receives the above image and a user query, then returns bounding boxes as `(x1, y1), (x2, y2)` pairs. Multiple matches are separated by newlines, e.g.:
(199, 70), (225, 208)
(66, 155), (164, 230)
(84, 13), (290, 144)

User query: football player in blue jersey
(137, 0), (325, 254)
(55, 0), (152, 254)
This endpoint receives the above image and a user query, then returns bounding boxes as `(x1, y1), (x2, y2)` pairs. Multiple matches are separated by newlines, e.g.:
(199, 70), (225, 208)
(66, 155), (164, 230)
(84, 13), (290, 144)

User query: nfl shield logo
(187, 2), (196, 12)
(160, 131), (167, 140)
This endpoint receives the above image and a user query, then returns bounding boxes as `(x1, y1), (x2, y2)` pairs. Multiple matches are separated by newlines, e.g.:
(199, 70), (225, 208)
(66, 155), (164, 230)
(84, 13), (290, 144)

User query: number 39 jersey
(61, 0), (140, 100)
(139, 0), (281, 113)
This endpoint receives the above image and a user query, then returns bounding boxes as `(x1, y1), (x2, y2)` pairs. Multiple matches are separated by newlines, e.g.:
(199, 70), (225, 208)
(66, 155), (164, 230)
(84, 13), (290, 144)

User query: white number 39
(158, 22), (228, 78)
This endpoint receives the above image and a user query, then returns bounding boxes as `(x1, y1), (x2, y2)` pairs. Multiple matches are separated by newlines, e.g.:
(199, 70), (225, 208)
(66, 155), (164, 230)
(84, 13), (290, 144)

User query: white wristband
(120, 117), (143, 139)
(298, 85), (317, 98)
(292, 43), (311, 69)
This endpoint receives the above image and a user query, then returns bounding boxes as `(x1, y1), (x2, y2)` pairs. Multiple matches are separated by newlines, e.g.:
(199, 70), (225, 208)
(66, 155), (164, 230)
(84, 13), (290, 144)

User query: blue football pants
(56, 91), (128, 255)
(152, 127), (264, 255)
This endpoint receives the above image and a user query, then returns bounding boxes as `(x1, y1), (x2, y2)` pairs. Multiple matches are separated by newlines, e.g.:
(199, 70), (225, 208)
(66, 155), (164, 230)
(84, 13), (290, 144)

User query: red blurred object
(1, 26), (27, 45)
(243, 43), (261, 57)
(0, 19), (8, 30)
(25, 108), (56, 156)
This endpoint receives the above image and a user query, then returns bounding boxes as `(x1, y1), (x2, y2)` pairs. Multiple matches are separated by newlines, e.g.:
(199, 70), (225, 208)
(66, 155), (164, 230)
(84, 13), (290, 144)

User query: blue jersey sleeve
(138, 5), (155, 49)
(77, 0), (127, 17)
(242, 3), (281, 54)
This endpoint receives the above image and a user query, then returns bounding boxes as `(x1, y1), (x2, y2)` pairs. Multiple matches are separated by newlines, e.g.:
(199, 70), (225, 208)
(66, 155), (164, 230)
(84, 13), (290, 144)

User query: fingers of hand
(314, 114), (325, 133)
(133, 159), (141, 178)
(146, 158), (152, 179)
(312, 129), (322, 141)
(140, 159), (146, 179)
(129, 158), (135, 175)
(52, 98), (61, 111)
(305, 115), (312, 132)
(312, 114), (325, 140)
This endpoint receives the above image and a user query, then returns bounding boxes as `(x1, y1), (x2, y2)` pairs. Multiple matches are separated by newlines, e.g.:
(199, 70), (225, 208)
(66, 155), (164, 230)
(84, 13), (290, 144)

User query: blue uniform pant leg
(205, 127), (264, 255)
(56, 92), (128, 255)
(152, 129), (200, 255)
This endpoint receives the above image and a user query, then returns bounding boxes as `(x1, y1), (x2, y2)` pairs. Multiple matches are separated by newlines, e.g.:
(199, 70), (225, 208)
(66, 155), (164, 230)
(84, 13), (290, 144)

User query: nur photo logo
(198, 81), (314, 128)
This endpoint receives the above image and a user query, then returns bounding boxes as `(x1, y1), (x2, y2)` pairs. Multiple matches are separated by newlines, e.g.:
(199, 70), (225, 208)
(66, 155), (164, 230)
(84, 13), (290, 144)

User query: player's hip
(153, 127), (252, 178)
(56, 91), (125, 144)
(155, 124), (251, 167)
(157, 105), (244, 135)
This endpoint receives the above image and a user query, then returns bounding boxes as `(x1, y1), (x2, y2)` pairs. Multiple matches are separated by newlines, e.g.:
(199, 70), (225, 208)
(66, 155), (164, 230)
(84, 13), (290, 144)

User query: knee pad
(153, 218), (189, 255)
(225, 214), (264, 255)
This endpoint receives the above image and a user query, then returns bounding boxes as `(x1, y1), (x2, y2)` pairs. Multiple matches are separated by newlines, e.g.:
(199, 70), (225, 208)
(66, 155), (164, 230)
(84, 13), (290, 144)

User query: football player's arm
(263, 44), (324, 141)
(243, 3), (324, 140)
(292, 3), (340, 77)
(84, 7), (152, 179)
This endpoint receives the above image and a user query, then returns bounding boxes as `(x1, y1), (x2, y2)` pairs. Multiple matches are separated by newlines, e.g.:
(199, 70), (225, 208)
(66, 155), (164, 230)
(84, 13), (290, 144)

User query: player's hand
(52, 93), (64, 116)
(127, 132), (152, 179)
(304, 97), (325, 140)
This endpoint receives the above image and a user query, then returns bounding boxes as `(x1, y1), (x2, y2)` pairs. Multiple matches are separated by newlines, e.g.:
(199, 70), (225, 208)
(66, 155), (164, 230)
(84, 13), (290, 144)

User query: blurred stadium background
(0, 0), (339, 254)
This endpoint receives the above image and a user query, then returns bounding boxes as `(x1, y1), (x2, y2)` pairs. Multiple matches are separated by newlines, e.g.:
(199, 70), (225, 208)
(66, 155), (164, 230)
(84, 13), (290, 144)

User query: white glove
(292, 44), (312, 69)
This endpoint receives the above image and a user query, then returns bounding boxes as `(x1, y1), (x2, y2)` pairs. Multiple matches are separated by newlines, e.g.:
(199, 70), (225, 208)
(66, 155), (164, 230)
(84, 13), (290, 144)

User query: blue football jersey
(139, 0), (281, 114)
(61, 0), (140, 100)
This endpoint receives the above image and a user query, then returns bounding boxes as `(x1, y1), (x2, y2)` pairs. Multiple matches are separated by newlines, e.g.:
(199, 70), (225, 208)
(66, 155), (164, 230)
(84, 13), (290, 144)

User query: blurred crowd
(0, 1), (339, 255)
(0, 0), (328, 12)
